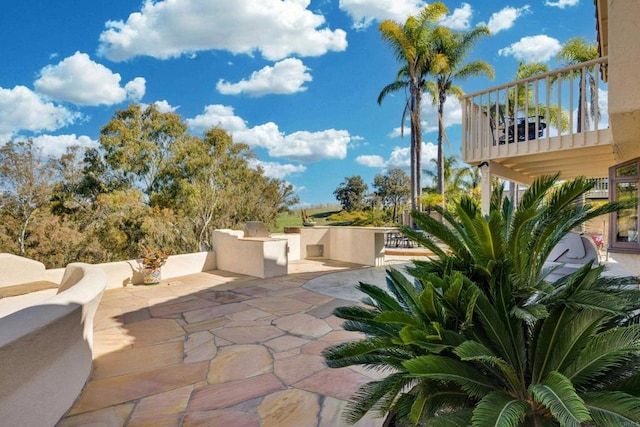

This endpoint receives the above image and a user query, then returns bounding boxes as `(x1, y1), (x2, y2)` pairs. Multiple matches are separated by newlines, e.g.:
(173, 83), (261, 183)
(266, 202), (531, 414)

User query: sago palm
(324, 174), (640, 426)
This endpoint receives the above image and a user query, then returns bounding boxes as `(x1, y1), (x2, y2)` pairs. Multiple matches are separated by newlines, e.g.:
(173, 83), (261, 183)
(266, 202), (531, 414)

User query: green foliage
(373, 168), (410, 222)
(327, 209), (389, 226)
(0, 105), (298, 266)
(324, 175), (640, 426)
(334, 175), (369, 212)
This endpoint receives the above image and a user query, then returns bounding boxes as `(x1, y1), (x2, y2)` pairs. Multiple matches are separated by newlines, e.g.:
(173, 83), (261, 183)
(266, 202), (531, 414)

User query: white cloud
(356, 154), (386, 168)
(498, 35), (562, 63)
(339, 0), (426, 29)
(152, 100), (177, 113)
(248, 159), (307, 179)
(263, 128), (351, 162)
(572, 88), (609, 132)
(545, 0), (579, 8)
(186, 104), (248, 133)
(357, 142), (437, 170)
(389, 95), (462, 138)
(0, 86), (80, 143)
(125, 77), (146, 103)
(187, 104), (353, 162)
(30, 134), (97, 157)
(480, 5), (531, 34)
(422, 96), (463, 133)
(217, 58), (312, 97)
(98, 0), (347, 62)
(439, 3), (472, 30)
(34, 52), (145, 106)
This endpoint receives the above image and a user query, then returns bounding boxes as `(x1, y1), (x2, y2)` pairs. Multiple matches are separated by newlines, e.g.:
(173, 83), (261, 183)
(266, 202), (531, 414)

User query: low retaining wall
(0, 263), (106, 427)
(299, 226), (393, 267)
(212, 230), (288, 278)
(96, 251), (217, 289)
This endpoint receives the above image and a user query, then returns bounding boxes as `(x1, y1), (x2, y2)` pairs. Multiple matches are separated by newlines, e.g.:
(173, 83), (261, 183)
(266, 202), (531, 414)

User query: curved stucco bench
(0, 263), (106, 427)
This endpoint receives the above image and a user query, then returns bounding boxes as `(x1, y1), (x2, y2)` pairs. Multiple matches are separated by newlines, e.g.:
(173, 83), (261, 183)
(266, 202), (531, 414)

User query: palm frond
(528, 371), (591, 427)
(343, 372), (414, 424)
(403, 354), (496, 397)
(582, 391), (640, 426)
(565, 325), (640, 388)
(471, 391), (530, 427)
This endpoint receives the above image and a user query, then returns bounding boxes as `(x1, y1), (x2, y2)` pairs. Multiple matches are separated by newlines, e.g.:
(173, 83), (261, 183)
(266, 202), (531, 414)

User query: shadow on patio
(58, 259), (385, 427)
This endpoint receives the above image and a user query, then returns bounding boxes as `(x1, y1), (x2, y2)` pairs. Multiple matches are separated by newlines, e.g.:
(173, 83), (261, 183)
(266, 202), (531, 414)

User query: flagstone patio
(57, 259), (388, 427)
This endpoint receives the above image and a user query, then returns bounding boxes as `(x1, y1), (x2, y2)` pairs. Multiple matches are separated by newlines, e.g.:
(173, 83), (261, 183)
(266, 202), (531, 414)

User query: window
(609, 158), (640, 252)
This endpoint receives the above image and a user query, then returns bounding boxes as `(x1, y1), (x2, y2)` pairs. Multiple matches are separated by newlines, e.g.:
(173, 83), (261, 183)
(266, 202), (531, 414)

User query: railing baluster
(460, 57), (607, 164)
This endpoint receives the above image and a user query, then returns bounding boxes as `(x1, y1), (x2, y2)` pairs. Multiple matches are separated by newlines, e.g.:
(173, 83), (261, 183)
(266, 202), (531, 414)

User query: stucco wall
(0, 263), (106, 427)
(212, 230), (288, 278)
(300, 226), (392, 266)
(0, 253), (48, 287)
(608, 0), (640, 163)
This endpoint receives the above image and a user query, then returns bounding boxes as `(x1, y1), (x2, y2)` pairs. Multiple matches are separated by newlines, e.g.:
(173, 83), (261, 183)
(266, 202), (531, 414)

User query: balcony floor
(58, 259), (392, 427)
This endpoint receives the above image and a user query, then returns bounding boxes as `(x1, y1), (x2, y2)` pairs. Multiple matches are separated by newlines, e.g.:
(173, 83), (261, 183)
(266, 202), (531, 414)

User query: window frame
(609, 157), (640, 253)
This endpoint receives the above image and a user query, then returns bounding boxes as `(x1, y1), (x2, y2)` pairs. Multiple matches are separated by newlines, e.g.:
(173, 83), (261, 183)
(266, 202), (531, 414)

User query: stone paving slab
(58, 260), (386, 427)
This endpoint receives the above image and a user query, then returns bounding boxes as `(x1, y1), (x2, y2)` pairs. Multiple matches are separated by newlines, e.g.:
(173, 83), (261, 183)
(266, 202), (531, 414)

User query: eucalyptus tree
(0, 140), (57, 256)
(556, 37), (600, 132)
(426, 25), (493, 197)
(373, 168), (411, 222)
(334, 175), (368, 212)
(378, 2), (448, 211)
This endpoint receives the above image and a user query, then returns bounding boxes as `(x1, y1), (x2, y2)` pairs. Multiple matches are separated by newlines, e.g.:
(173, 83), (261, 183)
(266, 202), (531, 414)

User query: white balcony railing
(462, 57), (610, 167)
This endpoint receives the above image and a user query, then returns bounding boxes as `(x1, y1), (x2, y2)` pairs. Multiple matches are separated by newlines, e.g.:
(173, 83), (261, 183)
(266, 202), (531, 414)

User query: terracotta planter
(143, 267), (161, 285)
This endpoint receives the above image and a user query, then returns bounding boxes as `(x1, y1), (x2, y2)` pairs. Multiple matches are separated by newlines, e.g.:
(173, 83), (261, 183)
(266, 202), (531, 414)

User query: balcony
(461, 57), (613, 184)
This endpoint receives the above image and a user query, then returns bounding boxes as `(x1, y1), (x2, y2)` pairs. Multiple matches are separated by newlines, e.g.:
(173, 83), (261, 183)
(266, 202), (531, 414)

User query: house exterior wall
(608, 0), (640, 164)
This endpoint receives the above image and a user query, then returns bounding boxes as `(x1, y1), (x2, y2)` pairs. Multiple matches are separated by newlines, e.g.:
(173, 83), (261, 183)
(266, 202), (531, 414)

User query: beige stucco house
(460, 0), (640, 273)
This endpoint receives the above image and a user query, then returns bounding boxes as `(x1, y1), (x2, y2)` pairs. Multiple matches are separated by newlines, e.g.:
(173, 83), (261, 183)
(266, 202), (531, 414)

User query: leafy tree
(334, 175), (369, 212)
(556, 37), (600, 132)
(427, 25), (493, 197)
(373, 168), (410, 222)
(0, 140), (57, 256)
(324, 175), (640, 426)
(99, 103), (188, 197)
(378, 2), (448, 212)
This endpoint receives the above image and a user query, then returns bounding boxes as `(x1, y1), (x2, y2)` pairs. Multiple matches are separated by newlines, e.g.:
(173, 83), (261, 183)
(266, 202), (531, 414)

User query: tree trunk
(409, 78), (421, 214)
(437, 91), (446, 200)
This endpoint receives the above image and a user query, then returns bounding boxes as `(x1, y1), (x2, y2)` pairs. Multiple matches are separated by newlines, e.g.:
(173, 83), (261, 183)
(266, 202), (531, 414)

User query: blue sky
(0, 0), (598, 205)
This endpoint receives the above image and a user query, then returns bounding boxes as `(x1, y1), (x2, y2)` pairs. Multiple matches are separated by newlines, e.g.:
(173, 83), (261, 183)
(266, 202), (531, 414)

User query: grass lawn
(272, 205), (342, 232)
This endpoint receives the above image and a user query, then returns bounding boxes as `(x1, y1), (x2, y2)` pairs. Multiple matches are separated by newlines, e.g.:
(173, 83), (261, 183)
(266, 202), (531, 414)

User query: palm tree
(426, 26), (494, 197)
(424, 154), (476, 203)
(378, 2), (448, 212)
(324, 175), (640, 426)
(556, 37), (600, 132)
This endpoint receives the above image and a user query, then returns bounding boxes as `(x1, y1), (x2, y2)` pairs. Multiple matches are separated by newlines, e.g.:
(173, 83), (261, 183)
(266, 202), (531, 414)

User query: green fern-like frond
(582, 391), (640, 426)
(529, 371), (591, 427)
(565, 325), (640, 388)
(403, 354), (496, 397)
(471, 390), (530, 427)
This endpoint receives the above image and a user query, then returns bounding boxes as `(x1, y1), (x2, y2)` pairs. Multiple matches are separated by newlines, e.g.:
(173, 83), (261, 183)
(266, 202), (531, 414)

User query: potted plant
(140, 246), (169, 285)
(301, 209), (316, 227)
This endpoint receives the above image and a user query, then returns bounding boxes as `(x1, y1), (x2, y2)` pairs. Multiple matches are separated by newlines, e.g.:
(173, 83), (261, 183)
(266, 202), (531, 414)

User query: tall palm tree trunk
(436, 91), (446, 197)
(410, 78), (423, 212)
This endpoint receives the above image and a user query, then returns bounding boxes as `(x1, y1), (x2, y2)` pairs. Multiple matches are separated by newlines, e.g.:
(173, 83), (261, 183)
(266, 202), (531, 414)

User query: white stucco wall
(212, 230), (288, 278)
(300, 226), (392, 266)
(0, 264), (106, 427)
